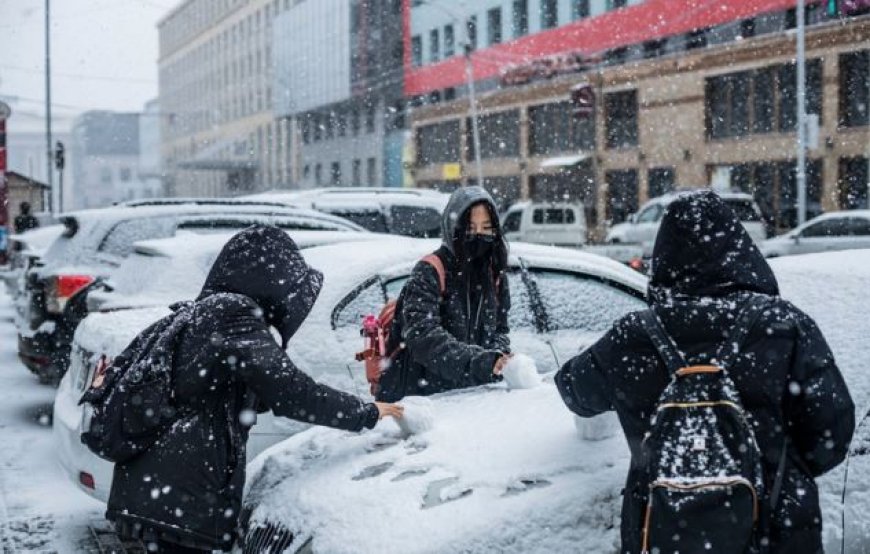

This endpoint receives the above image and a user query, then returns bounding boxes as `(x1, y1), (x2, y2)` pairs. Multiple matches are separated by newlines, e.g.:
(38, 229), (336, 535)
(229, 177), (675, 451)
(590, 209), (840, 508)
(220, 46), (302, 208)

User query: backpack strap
(421, 254), (447, 297)
(639, 309), (687, 374)
(714, 296), (770, 369)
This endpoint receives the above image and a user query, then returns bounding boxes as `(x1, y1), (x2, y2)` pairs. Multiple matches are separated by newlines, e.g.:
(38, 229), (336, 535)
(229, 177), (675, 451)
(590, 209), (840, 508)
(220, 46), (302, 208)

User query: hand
(493, 353), (514, 376)
(374, 402), (404, 420)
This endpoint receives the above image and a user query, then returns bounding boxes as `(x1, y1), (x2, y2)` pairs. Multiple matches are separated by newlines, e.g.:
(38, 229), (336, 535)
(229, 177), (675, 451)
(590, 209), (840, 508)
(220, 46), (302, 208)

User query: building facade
(273, 0), (406, 189)
(70, 111), (158, 210)
(407, 0), (870, 235)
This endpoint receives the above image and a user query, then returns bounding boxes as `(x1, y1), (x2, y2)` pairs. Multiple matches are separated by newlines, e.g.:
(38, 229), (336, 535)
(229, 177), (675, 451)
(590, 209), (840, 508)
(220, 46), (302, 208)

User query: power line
(0, 63), (156, 85)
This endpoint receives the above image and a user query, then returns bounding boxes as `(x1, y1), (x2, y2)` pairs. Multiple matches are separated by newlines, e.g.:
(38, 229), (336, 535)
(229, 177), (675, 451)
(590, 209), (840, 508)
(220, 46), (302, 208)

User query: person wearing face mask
(105, 226), (403, 553)
(376, 186), (512, 402)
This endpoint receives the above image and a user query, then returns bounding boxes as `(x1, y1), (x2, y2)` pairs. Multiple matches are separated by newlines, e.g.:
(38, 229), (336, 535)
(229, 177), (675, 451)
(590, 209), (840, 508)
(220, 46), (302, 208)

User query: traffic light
(571, 83), (595, 118)
(54, 140), (65, 171)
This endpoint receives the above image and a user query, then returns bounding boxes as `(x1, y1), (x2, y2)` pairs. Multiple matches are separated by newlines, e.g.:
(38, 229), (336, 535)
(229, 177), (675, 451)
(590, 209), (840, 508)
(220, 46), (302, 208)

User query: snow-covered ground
(0, 289), (105, 552)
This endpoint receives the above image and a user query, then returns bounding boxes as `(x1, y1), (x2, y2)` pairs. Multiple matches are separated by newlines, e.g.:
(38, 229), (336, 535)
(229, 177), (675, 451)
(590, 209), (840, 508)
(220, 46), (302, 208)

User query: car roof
(249, 189), (449, 211)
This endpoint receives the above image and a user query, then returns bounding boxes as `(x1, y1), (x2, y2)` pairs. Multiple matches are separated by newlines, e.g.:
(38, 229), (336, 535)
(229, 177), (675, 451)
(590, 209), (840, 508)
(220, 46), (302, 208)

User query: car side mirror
(792, 234), (801, 244)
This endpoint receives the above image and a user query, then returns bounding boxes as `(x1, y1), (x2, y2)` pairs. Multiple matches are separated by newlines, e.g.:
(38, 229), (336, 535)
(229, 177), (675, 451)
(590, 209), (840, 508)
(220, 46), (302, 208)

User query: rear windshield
(325, 209), (389, 233)
(724, 200), (762, 222)
(389, 206), (442, 237)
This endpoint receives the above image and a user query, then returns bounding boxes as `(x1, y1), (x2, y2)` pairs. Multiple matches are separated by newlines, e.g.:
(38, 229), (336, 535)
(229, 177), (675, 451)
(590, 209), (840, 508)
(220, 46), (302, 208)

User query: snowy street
(0, 289), (107, 553)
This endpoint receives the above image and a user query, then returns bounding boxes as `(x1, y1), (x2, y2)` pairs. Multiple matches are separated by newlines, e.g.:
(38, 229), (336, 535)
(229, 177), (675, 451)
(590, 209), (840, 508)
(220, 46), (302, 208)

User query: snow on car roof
(250, 189), (449, 211)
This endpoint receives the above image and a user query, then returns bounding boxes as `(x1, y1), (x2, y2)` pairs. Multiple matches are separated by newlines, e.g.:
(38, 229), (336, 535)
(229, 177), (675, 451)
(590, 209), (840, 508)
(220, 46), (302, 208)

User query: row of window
(303, 158), (379, 187)
(410, 0), (630, 67)
(300, 103), (380, 145)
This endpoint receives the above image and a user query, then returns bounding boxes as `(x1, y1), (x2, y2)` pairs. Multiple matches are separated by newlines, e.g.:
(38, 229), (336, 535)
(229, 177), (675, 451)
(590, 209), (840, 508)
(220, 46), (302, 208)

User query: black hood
(199, 225), (323, 348)
(441, 186), (501, 254)
(648, 191), (778, 304)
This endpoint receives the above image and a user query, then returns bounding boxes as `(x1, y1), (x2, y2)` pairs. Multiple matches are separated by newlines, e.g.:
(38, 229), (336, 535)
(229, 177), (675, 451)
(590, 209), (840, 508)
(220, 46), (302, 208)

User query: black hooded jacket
(556, 191), (854, 554)
(376, 187), (510, 401)
(106, 226), (379, 551)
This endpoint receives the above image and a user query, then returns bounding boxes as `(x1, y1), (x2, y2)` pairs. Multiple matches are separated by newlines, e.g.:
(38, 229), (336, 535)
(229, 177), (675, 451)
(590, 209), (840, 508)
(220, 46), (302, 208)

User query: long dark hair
(452, 201), (509, 279)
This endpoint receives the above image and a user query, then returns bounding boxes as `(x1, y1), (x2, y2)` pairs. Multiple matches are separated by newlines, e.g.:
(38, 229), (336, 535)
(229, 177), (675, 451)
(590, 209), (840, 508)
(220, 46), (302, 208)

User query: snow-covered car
(501, 201), (588, 247)
(1, 224), (64, 304)
(240, 249), (870, 554)
(606, 191), (767, 256)
(761, 210), (870, 258)
(18, 200), (365, 383)
(247, 187), (450, 237)
(54, 235), (647, 504)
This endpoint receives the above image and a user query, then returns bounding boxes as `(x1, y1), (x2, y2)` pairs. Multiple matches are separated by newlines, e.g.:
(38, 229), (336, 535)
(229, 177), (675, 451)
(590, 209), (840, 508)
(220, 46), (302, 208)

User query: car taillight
(79, 471), (95, 490)
(46, 275), (94, 314)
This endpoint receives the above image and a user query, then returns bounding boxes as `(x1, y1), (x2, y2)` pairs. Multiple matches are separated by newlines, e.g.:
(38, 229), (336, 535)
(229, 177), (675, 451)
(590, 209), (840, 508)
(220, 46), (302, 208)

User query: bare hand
(493, 354), (514, 376)
(375, 402), (405, 420)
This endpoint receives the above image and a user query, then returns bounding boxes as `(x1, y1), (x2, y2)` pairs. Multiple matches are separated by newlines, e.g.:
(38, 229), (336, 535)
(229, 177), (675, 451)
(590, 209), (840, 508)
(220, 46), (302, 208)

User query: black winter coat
(377, 187), (510, 401)
(556, 191), (854, 554)
(107, 226), (379, 551)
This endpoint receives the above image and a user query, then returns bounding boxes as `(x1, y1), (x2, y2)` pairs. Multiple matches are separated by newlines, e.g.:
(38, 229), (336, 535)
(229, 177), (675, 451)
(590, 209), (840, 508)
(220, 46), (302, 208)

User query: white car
(54, 235), (647, 504)
(501, 202), (588, 247)
(761, 210), (870, 258)
(247, 187), (450, 238)
(239, 249), (870, 554)
(606, 191), (767, 256)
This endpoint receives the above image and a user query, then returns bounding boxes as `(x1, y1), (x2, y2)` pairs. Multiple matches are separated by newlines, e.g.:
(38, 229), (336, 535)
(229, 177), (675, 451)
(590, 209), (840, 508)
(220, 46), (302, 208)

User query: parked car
(501, 202), (588, 247)
(247, 187), (450, 237)
(54, 235), (647, 503)
(605, 191), (767, 256)
(1, 224), (64, 296)
(238, 248), (870, 554)
(18, 201), (366, 383)
(760, 210), (870, 257)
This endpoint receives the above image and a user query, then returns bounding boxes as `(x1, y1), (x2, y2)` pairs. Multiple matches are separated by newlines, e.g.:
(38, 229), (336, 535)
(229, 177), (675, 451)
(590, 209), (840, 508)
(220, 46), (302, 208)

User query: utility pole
(464, 42), (484, 187)
(796, 0), (808, 225)
(44, 0), (54, 214)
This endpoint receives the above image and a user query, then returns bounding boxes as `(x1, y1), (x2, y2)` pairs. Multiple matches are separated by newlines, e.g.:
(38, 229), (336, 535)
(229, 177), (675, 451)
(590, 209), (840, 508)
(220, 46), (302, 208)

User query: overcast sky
(0, 0), (175, 133)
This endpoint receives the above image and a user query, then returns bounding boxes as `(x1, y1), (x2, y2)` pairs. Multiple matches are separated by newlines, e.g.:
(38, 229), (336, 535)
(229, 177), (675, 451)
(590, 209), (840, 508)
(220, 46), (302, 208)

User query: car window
(724, 199), (762, 222)
(801, 218), (849, 238)
(532, 209), (544, 224)
(389, 206), (442, 238)
(333, 278), (387, 330)
(325, 209), (389, 233)
(531, 270), (644, 332)
(636, 205), (662, 223)
(98, 217), (178, 258)
(848, 218), (870, 236)
(502, 211), (522, 233)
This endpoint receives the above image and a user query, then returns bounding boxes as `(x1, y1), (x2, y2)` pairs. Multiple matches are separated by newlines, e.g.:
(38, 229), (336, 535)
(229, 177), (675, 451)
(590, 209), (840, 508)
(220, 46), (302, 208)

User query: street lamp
(415, 1), (484, 187)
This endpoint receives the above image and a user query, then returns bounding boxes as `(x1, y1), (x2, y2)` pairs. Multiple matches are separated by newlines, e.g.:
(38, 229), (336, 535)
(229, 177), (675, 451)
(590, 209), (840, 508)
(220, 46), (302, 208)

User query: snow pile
(395, 396), (435, 436)
(573, 413), (621, 442)
(501, 354), (540, 390)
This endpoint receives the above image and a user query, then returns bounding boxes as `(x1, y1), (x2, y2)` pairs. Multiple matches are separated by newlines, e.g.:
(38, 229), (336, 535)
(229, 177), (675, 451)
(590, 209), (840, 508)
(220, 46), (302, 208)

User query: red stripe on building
(405, 0), (821, 96)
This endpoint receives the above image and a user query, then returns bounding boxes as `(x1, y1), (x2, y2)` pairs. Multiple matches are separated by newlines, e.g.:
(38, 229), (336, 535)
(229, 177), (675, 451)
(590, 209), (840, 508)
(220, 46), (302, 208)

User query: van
(501, 202), (588, 247)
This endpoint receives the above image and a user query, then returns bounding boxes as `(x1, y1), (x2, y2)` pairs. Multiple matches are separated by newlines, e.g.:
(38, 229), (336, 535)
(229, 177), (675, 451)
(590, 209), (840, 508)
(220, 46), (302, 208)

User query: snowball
(502, 354), (540, 390)
(395, 396), (435, 437)
(573, 412), (620, 441)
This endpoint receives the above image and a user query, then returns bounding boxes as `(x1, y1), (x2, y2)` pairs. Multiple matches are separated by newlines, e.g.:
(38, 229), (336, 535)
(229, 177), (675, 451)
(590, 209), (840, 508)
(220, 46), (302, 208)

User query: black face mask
(464, 234), (495, 260)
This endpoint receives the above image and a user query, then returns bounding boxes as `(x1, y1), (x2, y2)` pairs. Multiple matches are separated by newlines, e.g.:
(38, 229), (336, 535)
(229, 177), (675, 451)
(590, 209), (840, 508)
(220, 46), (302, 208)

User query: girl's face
(467, 204), (495, 236)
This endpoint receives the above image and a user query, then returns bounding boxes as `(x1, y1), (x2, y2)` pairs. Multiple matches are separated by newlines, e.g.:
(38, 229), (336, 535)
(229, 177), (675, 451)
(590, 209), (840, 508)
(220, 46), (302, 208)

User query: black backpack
(638, 296), (774, 554)
(79, 301), (194, 464)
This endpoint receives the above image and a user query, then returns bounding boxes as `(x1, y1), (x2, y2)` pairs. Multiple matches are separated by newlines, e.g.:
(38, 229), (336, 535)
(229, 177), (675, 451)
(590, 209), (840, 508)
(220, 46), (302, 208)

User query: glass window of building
(541, 0), (558, 29)
(512, 0), (528, 37)
(487, 7), (502, 45)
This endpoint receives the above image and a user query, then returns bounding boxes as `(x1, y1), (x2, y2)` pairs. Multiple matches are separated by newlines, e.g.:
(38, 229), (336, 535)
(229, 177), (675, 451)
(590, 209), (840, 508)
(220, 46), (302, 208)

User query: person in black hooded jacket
(376, 186), (512, 401)
(556, 191), (854, 554)
(106, 226), (403, 553)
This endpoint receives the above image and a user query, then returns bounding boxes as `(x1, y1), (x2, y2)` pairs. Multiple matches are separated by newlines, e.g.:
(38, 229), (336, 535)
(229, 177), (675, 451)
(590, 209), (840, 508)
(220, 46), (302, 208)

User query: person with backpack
(375, 186), (512, 402)
(82, 226), (403, 553)
(556, 191), (854, 554)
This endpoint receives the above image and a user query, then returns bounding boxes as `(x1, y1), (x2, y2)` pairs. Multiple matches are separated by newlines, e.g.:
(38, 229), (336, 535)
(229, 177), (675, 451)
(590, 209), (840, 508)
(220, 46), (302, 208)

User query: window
(487, 7), (502, 45)
(572, 0), (590, 19)
(100, 167), (112, 184)
(839, 156), (869, 209)
(801, 218), (853, 238)
(444, 24), (455, 57)
(337, 110), (347, 137)
(325, 111), (335, 139)
(636, 204), (664, 223)
(723, 199), (762, 222)
(351, 107), (361, 135)
(312, 113), (322, 141)
(706, 60), (823, 139)
(532, 270), (644, 332)
(367, 157), (377, 185)
(429, 29), (440, 62)
(512, 0), (528, 37)
(606, 169), (639, 223)
(334, 279), (387, 330)
(502, 211), (522, 233)
(119, 168), (132, 182)
(465, 110), (520, 160)
(315, 163), (322, 185)
(605, 90), (638, 149)
(466, 16), (477, 51)
(365, 103), (376, 133)
(330, 162), (342, 186)
(606, 0), (628, 9)
(411, 35), (422, 66)
(99, 217), (177, 258)
(389, 206), (442, 237)
(541, 0), (558, 29)
(648, 167), (675, 199)
(529, 101), (594, 155)
(417, 120), (461, 164)
(352, 159), (362, 186)
(328, 209), (388, 233)
(840, 50), (869, 128)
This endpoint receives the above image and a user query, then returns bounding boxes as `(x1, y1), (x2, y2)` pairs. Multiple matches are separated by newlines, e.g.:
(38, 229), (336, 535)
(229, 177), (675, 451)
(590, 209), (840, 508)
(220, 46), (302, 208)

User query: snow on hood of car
(245, 381), (629, 554)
